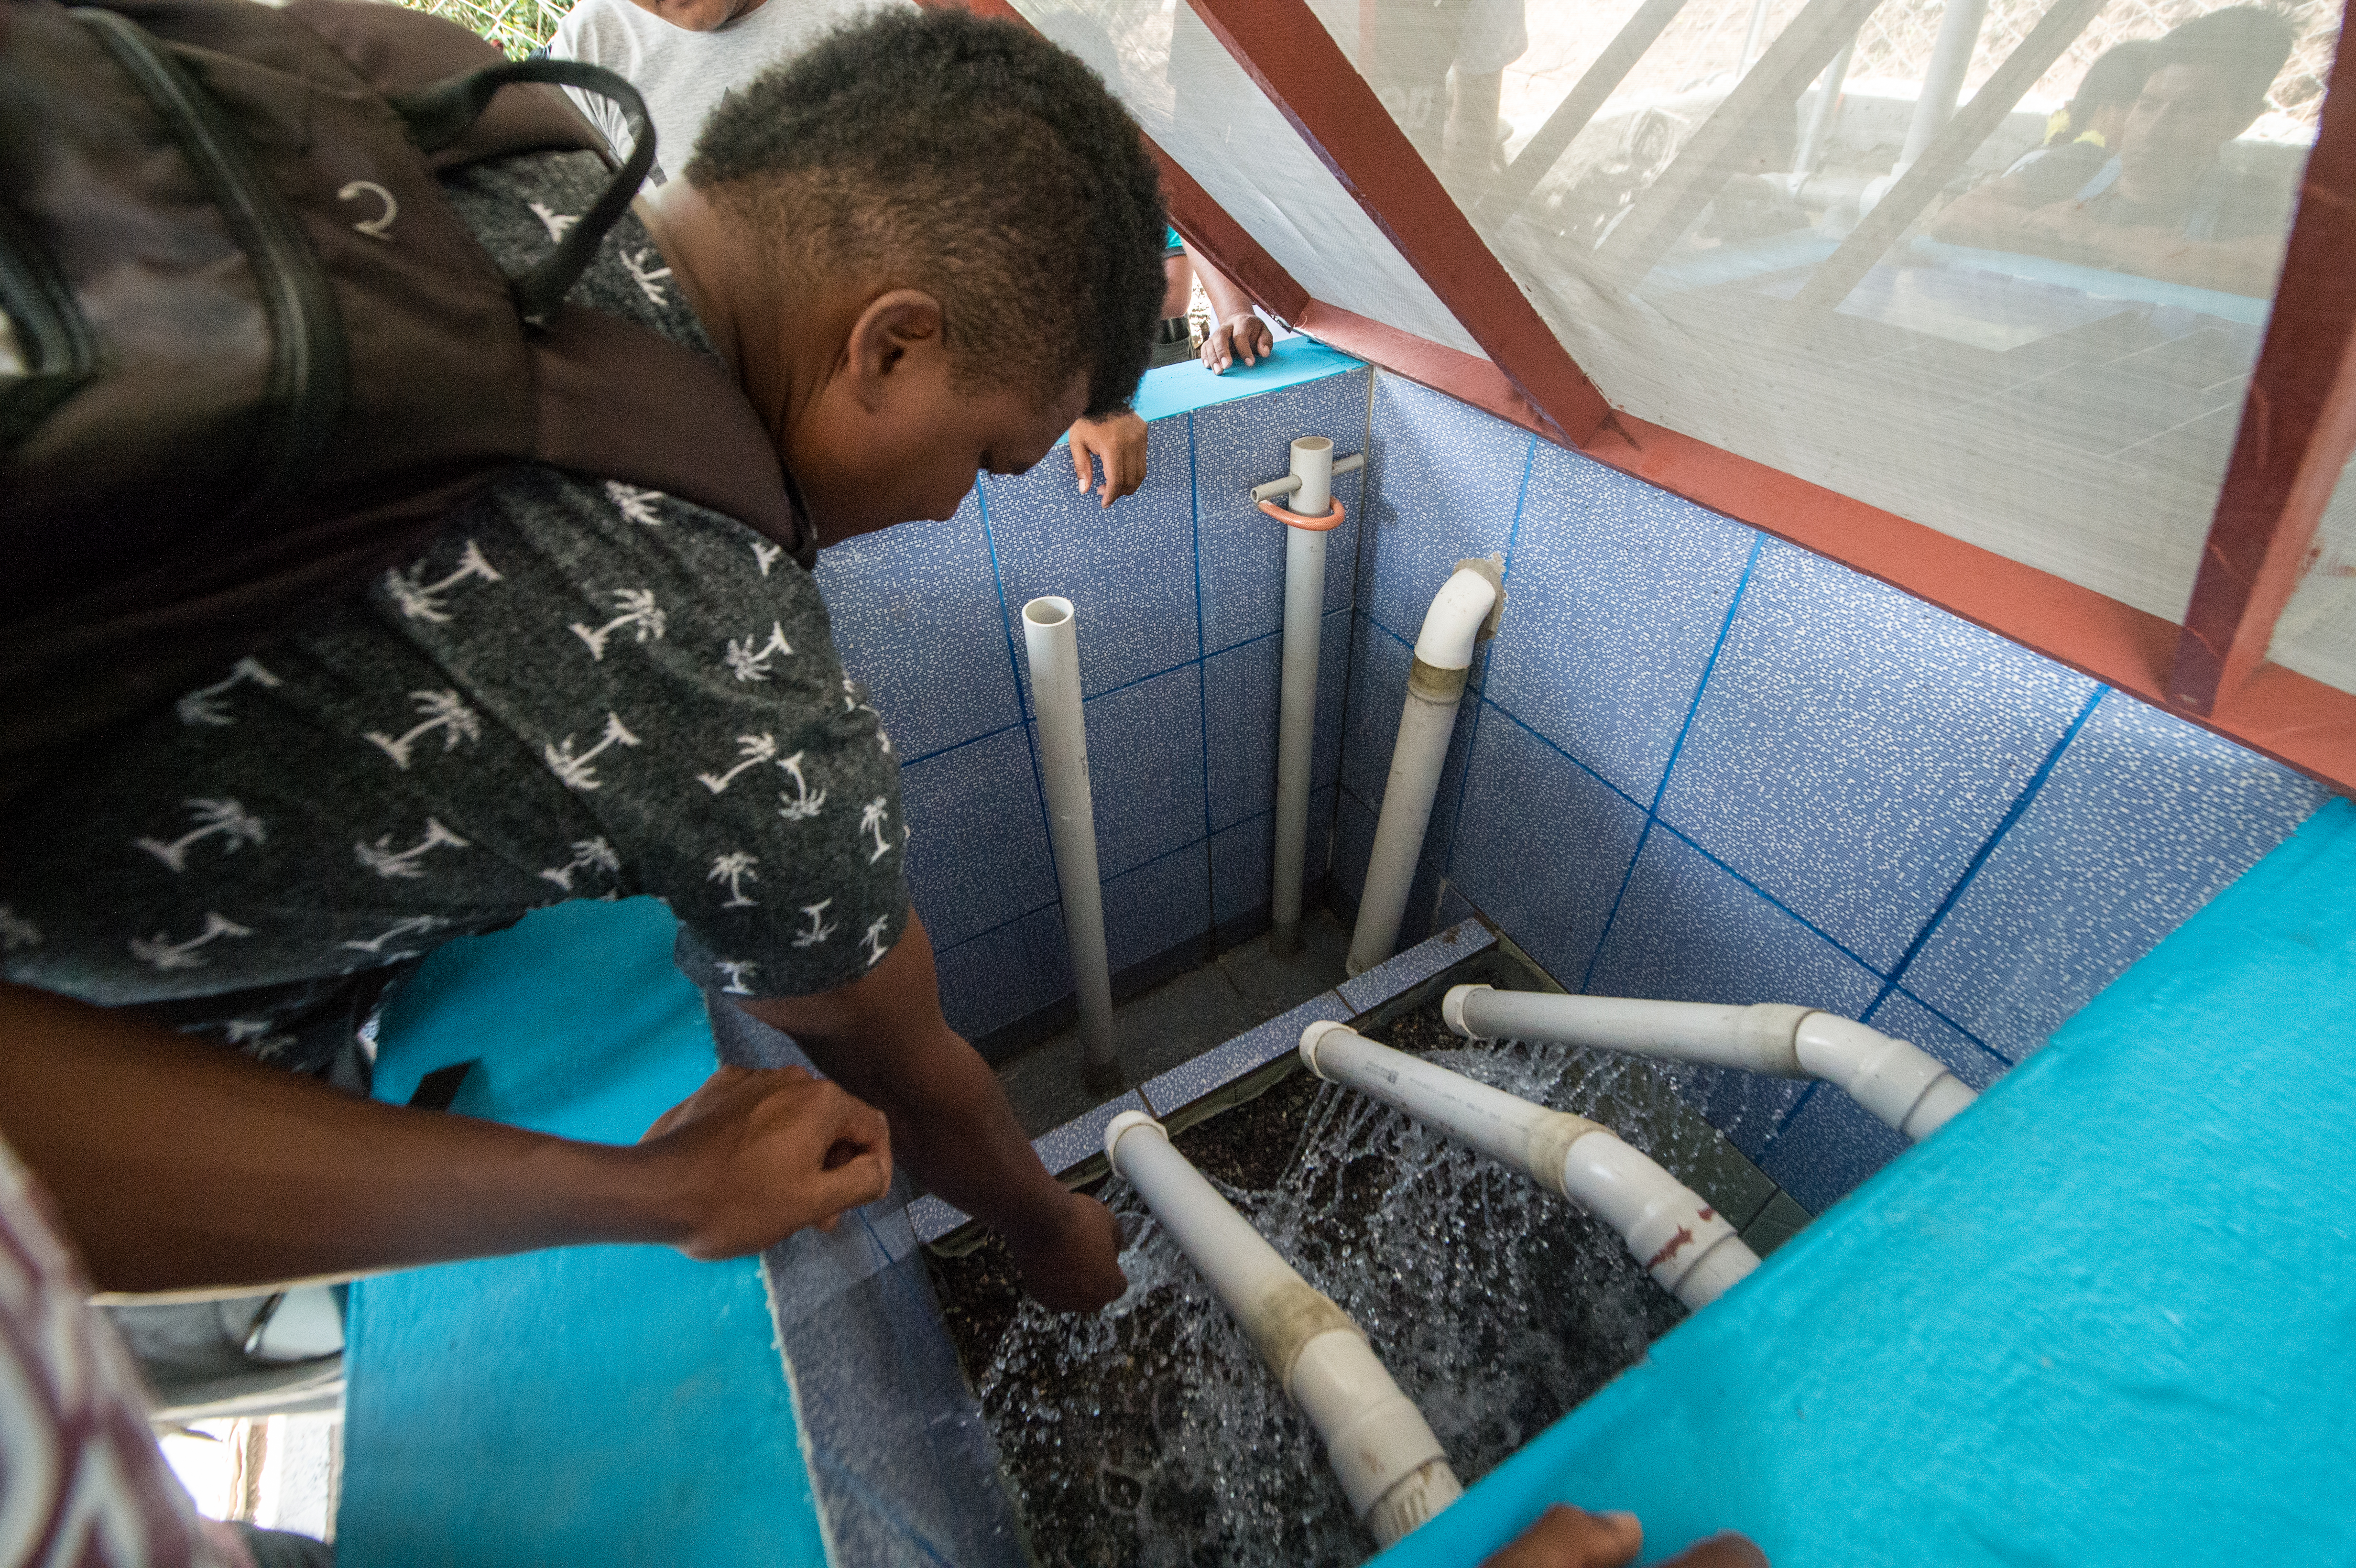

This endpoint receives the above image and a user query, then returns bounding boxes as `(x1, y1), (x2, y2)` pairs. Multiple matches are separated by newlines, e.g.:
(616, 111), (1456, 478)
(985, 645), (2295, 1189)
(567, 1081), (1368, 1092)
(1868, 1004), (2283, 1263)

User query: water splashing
(976, 1035), (1705, 1566)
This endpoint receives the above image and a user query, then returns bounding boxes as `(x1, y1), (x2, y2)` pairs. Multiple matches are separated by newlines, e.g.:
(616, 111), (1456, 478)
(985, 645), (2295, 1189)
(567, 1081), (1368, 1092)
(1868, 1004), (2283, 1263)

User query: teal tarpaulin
(1381, 798), (2356, 1567)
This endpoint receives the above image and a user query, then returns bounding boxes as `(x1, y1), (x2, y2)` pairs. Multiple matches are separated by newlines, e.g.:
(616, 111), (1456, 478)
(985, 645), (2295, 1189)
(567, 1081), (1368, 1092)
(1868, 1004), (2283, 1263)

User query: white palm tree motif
(176, 657), (282, 726)
(858, 796), (896, 863)
(792, 899), (837, 948)
(714, 958), (758, 996)
(136, 798), (267, 873)
(697, 733), (777, 795)
(707, 852), (760, 909)
(750, 540), (784, 577)
(527, 201), (578, 241)
(605, 481), (665, 526)
(131, 911), (253, 971)
(365, 690), (484, 770)
(571, 588), (667, 661)
(860, 913), (893, 967)
(538, 838), (622, 893)
(341, 914), (447, 954)
(220, 1019), (275, 1045)
(385, 539), (502, 622)
(0, 905), (41, 951)
(622, 247), (672, 306)
(354, 817), (470, 879)
(724, 622), (795, 682)
(777, 752), (827, 822)
(545, 712), (642, 791)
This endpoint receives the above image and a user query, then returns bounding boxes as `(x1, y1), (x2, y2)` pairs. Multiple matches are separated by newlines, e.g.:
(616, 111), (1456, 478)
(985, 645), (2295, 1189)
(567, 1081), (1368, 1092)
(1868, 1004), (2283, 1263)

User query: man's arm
(1189, 244), (1274, 374)
(1068, 410), (1149, 507)
(0, 981), (889, 1294)
(739, 912), (1127, 1311)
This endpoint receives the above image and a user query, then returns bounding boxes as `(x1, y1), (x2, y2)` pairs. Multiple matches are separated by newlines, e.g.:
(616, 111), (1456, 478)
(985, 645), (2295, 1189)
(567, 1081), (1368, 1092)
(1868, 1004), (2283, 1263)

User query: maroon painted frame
(922, 0), (2356, 796)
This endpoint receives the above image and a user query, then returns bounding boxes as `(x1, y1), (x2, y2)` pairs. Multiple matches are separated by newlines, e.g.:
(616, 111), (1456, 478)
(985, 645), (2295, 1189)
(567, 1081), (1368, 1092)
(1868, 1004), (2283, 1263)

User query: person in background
(1929, 39), (2160, 246)
(552, 0), (1246, 506)
(1939, 8), (2297, 296)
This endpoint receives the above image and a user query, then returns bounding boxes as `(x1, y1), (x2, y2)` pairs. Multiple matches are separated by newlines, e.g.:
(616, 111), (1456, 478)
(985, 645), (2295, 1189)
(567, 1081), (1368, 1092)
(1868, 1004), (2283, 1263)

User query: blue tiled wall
(1341, 374), (2333, 1214)
(815, 359), (1371, 1055)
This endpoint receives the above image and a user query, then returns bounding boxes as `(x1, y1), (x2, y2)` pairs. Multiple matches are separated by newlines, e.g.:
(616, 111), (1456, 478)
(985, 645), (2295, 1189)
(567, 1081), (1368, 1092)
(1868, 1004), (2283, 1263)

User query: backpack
(0, 0), (811, 800)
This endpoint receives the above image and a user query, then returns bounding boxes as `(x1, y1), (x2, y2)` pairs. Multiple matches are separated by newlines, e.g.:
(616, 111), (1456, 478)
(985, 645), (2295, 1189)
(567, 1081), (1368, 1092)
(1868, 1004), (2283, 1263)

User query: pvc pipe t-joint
(1299, 1024), (1756, 1309)
(1022, 596), (1117, 1089)
(1347, 566), (1498, 975)
(1103, 1111), (1462, 1544)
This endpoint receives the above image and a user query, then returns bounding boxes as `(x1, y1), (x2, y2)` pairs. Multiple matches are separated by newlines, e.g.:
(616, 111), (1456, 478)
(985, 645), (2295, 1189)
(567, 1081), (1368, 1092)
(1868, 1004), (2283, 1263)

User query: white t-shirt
(549, 0), (915, 185)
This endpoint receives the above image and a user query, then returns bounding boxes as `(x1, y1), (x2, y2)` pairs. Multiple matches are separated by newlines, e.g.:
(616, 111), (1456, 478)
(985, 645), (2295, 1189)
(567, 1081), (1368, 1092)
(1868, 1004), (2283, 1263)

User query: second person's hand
(1068, 410), (1148, 507)
(1200, 311), (1273, 374)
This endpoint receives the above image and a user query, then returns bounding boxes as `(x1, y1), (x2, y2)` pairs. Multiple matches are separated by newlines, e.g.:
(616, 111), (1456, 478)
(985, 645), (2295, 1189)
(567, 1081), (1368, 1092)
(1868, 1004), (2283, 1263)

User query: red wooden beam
(2171, 2), (2356, 716)
(1180, 0), (1614, 448)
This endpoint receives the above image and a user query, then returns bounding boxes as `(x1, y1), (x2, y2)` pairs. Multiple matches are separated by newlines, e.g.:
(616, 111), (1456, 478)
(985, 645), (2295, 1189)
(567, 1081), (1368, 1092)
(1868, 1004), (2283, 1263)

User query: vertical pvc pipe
(1022, 596), (1117, 1088)
(1346, 567), (1497, 976)
(1270, 437), (1334, 957)
(1793, 34), (1857, 180)
(1104, 1113), (1463, 1544)
(1899, 0), (1989, 170)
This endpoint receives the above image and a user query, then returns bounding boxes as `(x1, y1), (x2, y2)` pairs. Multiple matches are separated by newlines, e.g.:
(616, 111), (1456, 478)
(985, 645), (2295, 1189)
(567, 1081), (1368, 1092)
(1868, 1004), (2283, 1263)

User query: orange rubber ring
(1257, 496), (1347, 532)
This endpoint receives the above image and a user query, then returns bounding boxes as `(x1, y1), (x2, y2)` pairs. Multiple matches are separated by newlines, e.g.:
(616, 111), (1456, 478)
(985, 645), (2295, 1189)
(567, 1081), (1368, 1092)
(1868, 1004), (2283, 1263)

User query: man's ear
(841, 290), (949, 414)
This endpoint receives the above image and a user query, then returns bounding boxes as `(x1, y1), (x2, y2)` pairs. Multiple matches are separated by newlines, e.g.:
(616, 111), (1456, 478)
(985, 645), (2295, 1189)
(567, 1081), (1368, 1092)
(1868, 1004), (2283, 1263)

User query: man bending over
(0, 10), (1162, 1308)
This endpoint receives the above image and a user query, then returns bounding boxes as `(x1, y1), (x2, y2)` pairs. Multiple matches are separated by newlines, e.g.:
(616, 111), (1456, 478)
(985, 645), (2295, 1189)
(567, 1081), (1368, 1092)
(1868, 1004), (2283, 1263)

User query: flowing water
(973, 1035), (1716, 1567)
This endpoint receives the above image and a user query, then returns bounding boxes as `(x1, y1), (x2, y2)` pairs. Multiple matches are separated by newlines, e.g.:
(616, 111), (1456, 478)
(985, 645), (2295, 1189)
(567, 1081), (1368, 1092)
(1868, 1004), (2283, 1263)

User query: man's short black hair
(2153, 6), (2297, 122)
(2066, 39), (2160, 126)
(685, 9), (1166, 420)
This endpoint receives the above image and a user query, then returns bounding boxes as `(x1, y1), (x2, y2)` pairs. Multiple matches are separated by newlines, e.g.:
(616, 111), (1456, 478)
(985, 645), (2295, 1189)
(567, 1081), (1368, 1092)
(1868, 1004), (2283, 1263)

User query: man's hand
(1068, 411), (1148, 507)
(638, 1064), (890, 1258)
(1483, 1506), (1766, 1568)
(1200, 312), (1273, 374)
(1000, 1186), (1125, 1311)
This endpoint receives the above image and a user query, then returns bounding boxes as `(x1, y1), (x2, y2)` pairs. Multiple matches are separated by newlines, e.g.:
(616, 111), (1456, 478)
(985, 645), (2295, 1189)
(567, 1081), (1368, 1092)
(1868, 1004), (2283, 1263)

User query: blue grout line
(901, 718), (1024, 770)
(929, 827), (1221, 961)
(1652, 820), (1889, 979)
(1861, 684), (2109, 1024)
(1578, 533), (1766, 993)
(1476, 697), (1647, 813)
(1189, 412), (1216, 902)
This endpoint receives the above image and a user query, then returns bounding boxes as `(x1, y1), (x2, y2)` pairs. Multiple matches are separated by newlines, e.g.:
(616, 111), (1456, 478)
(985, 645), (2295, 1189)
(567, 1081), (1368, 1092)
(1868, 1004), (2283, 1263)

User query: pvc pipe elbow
(1793, 1013), (1976, 1141)
(1410, 567), (1498, 671)
(1559, 1130), (1758, 1309)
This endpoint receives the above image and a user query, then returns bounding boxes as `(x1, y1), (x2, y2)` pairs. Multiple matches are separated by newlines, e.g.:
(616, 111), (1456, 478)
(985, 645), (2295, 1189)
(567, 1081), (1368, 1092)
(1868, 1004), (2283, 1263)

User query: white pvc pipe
(1249, 451), (1363, 505)
(1346, 567), (1497, 976)
(1104, 1112), (1463, 1545)
(1022, 596), (1116, 1088)
(1443, 986), (1975, 1142)
(1300, 1024), (1757, 1309)
(1271, 437), (1334, 957)
(1898, 0), (1989, 170)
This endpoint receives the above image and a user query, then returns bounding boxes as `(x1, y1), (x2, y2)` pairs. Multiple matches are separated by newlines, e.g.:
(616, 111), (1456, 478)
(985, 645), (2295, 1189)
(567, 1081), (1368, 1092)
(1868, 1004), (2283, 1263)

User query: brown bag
(0, 0), (810, 800)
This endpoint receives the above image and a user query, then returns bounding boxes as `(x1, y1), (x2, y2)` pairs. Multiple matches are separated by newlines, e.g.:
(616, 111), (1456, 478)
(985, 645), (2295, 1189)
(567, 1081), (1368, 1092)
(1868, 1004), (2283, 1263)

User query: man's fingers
(1659, 1533), (1767, 1568)
(809, 1144), (892, 1220)
(1070, 438), (1094, 493)
(1481, 1505), (1643, 1568)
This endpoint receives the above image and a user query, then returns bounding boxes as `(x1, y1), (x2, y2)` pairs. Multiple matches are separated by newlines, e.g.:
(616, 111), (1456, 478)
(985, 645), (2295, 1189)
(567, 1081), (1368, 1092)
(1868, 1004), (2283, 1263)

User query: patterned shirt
(0, 152), (909, 1071)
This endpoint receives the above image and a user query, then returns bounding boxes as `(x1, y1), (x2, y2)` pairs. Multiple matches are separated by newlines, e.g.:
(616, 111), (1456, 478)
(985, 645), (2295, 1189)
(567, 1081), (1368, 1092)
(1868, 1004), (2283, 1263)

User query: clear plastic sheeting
(2270, 452), (2356, 692)
(1011, 0), (1484, 358)
(1289, 0), (2344, 676)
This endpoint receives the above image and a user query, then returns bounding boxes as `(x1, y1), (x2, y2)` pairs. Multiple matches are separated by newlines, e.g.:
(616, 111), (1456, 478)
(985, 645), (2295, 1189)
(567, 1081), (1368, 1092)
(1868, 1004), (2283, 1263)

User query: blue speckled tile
(1204, 632), (1280, 832)
(1657, 539), (2099, 972)
(1193, 367), (1372, 654)
(814, 488), (1022, 762)
(932, 902), (1069, 1045)
(1585, 827), (1883, 1159)
(1434, 880), (1478, 932)
(1356, 374), (1533, 642)
(1210, 810), (1273, 929)
(1482, 444), (1757, 803)
(1058, 663), (1206, 881)
(1341, 612), (1411, 811)
(1202, 607), (1353, 835)
(1899, 689), (2328, 1063)
(1331, 784), (1376, 911)
(1867, 988), (2010, 1092)
(1139, 991), (1352, 1118)
(1337, 919), (1498, 1014)
(983, 417), (1198, 705)
(1103, 838), (1210, 975)
(898, 726), (1054, 950)
(1033, 1090), (1153, 1178)
(908, 1194), (965, 1246)
(1756, 1083), (1910, 1217)
(1445, 707), (1648, 995)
